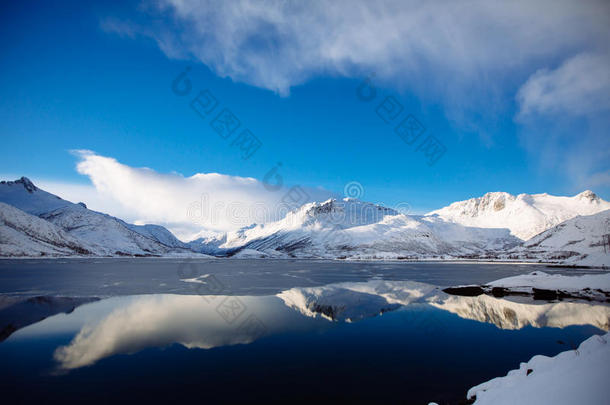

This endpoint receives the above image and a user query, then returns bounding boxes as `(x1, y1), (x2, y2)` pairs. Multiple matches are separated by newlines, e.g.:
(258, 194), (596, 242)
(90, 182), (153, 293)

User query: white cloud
(69, 151), (331, 239)
(104, 0), (610, 135)
(515, 52), (610, 191)
(35, 180), (122, 213)
(517, 52), (610, 118)
(141, 0), (609, 94)
(101, 1), (610, 188)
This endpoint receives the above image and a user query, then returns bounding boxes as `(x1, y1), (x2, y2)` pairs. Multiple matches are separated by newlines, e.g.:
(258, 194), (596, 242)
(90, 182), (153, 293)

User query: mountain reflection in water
(2, 277), (607, 405)
(10, 280), (600, 371)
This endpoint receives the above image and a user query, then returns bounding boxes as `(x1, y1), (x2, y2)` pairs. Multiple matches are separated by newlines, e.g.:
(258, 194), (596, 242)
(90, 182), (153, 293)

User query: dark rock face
(444, 284), (607, 303)
(532, 288), (560, 300)
(491, 287), (509, 297)
(18, 177), (38, 193)
(531, 288), (591, 301)
(310, 303), (342, 320)
(442, 286), (485, 296)
(502, 307), (517, 323)
(309, 200), (335, 215)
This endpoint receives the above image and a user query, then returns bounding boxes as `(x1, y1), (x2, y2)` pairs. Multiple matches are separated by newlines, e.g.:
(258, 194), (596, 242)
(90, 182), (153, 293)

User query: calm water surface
(0, 259), (607, 404)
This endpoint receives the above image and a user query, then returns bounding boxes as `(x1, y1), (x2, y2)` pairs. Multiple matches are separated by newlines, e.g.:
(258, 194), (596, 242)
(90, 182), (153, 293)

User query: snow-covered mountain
(0, 177), (73, 215)
(188, 191), (608, 265)
(125, 223), (189, 249)
(1, 177), (607, 266)
(193, 198), (520, 259)
(428, 190), (610, 240)
(0, 202), (92, 256)
(0, 177), (192, 257)
(514, 210), (610, 267)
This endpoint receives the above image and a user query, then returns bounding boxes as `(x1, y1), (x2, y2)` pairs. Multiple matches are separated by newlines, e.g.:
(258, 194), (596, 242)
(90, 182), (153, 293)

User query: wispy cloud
(102, 0), (610, 192)
(132, 1), (610, 93)
(105, 0), (610, 132)
(517, 52), (610, 118)
(516, 52), (610, 189)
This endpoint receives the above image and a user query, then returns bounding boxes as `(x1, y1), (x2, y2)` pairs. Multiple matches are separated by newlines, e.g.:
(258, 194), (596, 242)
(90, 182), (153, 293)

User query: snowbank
(467, 332), (610, 404)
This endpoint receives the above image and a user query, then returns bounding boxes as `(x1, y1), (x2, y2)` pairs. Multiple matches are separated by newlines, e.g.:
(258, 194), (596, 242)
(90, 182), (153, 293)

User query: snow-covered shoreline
(466, 332), (610, 404)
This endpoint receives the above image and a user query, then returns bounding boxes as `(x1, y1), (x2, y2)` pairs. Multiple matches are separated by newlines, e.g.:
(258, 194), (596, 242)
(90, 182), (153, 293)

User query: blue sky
(1, 0), (609, 236)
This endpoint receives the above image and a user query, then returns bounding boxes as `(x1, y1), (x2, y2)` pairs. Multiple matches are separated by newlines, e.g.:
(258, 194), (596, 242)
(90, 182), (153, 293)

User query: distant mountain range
(1, 177), (608, 267)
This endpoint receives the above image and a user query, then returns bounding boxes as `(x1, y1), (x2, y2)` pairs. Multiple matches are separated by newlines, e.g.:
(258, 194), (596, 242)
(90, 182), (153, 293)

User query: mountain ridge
(0, 177), (195, 257)
(1, 177), (608, 266)
(428, 190), (610, 240)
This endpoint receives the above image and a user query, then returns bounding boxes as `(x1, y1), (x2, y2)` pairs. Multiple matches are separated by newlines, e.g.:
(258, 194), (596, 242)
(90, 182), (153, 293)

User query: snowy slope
(0, 177), (75, 215)
(187, 231), (228, 255)
(125, 223), (189, 249)
(0, 202), (92, 257)
(39, 205), (183, 256)
(467, 332), (610, 405)
(516, 210), (610, 267)
(0, 177), (191, 257)
(428, 190), (610, 240)
(204, 198), (520, 259)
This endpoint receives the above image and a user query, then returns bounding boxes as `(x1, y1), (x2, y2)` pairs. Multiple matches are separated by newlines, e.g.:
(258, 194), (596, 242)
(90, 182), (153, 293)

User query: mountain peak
(17, 177), (37, 193)
(428, 189), (610, 240)
(482, 191), (512, 198)
(302, 198), (398, 219)
(0, 177), (38, 193)
(305, 199), (339, 216)
(435, 192), (514, 215)
(576, 190), (598, 201)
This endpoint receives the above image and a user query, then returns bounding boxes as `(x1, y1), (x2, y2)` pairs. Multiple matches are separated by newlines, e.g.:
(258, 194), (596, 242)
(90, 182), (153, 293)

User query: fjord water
(0, 259), (607, 404)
